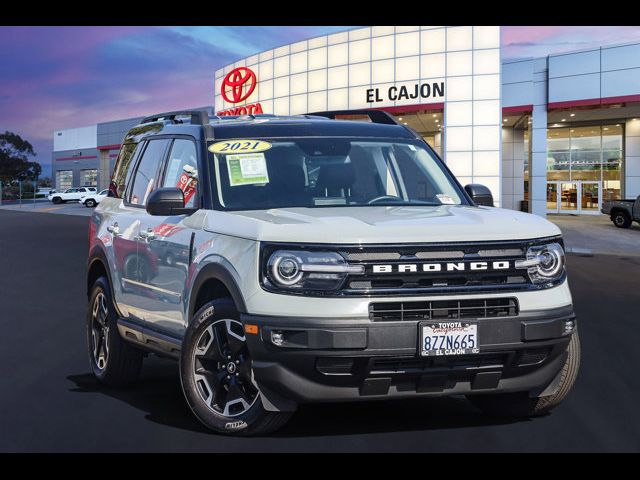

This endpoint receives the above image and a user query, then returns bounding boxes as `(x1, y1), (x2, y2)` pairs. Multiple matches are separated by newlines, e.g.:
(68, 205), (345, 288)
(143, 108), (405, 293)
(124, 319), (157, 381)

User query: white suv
(86, 110), (580, 436)
(80, 189), (109, 208)
(49, 187), (97, 204)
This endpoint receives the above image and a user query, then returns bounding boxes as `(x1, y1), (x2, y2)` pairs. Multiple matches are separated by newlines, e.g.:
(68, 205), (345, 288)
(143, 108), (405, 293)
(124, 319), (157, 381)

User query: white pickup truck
(48, 187), (97, 204)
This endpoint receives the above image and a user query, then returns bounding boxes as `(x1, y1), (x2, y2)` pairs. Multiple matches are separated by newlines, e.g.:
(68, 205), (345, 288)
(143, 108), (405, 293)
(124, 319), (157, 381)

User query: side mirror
(146, 187), (185, 216)
(465, 184), (494, 207)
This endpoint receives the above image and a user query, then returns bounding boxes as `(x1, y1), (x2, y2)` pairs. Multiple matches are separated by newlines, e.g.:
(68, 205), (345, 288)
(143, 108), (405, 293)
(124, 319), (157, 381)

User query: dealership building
(53, 26), (640, 216)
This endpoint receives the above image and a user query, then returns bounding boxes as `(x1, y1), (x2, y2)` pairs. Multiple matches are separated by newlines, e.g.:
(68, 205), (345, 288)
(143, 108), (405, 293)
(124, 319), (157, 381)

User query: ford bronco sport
(86, 109), (580, 435)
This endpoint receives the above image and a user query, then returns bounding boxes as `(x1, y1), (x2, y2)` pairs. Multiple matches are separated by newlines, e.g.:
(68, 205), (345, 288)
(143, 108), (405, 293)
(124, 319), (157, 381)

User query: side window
(162, 139), (199, 208)
(129, 139), (170, 206)
(110, 142), (141, 198)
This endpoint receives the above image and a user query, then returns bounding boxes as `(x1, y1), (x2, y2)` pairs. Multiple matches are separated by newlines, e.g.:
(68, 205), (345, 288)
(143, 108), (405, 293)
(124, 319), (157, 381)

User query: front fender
(186, 257), (248, 320)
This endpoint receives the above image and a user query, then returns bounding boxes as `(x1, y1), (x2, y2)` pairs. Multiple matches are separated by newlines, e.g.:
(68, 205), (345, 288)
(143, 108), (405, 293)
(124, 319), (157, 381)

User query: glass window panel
(547, 152), (569, 174)
(571, 126), (601, 150)
(547, 128), (570, 150)
(602, 125), (623, 149)
(328, 43), (348, 66)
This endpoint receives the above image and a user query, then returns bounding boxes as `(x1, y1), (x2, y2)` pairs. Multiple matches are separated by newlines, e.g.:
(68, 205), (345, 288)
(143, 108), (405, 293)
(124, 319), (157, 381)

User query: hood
(203, 205), (561, 244)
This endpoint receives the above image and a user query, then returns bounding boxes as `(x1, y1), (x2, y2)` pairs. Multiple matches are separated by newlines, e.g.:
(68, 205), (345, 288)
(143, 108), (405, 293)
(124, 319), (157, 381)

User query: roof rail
(141, 110), (210, 125)
(306, 109), (399, 125)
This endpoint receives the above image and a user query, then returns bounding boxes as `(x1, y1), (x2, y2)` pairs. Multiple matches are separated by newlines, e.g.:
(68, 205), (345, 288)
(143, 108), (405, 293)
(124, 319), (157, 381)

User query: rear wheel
(467, 333), (580, 418)
(612, 210), (632, 228)
(87, 276), (143, 386)
(85, 199), (96, 208)
(180, 299), (292, 436)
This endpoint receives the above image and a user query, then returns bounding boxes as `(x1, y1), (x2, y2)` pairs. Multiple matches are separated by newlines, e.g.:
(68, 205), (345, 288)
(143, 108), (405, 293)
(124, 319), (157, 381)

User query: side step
(117, 318), (182, 359)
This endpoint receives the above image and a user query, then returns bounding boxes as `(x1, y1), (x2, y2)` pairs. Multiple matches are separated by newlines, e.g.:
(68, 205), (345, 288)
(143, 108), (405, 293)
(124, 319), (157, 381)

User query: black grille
(339, 239), (547, 295)
(369, 298), (518, 322)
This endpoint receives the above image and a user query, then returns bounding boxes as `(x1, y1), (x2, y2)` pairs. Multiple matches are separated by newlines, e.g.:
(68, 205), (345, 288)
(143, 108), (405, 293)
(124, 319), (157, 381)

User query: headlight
(515, 242), (565, 285)
(266, 249), (364, 291)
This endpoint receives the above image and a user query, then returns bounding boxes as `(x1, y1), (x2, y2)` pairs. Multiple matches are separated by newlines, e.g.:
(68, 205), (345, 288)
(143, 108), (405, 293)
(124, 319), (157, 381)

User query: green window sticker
(226, 153), (270, 186)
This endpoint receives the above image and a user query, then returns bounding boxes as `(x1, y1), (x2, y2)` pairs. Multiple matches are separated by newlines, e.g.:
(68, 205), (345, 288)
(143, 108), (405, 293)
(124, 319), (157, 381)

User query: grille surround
(369, 298), (519, 322)
(259, 236), (565, 297)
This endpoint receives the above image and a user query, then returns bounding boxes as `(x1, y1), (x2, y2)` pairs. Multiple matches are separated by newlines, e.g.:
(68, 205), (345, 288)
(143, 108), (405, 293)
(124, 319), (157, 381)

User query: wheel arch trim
(187, 261), (248, 320)
(87, 246), (124, 318)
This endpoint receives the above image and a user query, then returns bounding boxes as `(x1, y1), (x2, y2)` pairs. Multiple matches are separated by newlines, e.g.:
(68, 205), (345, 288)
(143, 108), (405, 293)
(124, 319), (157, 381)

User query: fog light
(271, 331), (285, 346)
(564, 320), (575, 335)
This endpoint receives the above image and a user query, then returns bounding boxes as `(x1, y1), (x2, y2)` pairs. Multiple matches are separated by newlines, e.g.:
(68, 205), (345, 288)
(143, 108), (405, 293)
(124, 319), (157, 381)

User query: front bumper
(241, 306), (576, 411)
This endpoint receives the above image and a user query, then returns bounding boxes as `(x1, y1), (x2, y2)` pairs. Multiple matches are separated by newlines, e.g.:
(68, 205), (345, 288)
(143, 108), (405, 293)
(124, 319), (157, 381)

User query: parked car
(37, 187), (55, 197)
(48, 187), (97, 204)
(86, 109), (579, 436)
(601, 195), (640, 228)
(80, 189), (109, 208)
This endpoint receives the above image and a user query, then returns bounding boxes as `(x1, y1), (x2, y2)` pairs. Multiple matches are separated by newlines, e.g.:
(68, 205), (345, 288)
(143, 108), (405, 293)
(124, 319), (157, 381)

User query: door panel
(580, 182), (600, 213)
(546, 183), (559, 213)
(560, 182), (578, 213)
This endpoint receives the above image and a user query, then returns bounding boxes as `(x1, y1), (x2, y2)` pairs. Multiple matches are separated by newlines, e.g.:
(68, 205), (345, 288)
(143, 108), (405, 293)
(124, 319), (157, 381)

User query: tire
(180, 299), (292, 436)
(467, 333), (580, 418)
(612, 210), (632, 229)
(52, 197), (62, 204)
(87, 276), (143, 387)
(85, 199), (96, 208)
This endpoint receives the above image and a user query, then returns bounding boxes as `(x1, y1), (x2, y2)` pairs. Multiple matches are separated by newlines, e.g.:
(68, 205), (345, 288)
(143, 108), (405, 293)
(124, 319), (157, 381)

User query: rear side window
(129, 139), (170, 206)
(110, 142), (141, 198)
(162, 139), (199, 208)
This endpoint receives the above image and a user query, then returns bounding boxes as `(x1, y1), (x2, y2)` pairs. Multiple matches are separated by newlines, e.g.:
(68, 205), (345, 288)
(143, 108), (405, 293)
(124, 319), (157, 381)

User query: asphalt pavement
(1, 209), (639, 452)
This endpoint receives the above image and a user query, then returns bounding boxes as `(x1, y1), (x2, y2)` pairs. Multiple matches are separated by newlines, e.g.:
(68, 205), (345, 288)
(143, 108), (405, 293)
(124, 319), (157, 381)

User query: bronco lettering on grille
(372, 261), (511, 273)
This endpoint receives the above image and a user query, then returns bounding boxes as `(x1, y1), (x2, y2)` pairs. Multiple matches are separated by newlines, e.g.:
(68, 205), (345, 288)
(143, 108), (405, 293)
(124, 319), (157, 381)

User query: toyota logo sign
(221, 67), (257, 103)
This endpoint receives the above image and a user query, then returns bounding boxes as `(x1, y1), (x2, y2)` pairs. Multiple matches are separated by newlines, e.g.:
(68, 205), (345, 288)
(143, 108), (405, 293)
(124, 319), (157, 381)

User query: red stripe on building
(97, 144), (121, 150)
(55, 155), (98, 161)
(376, 102), (445, 114)
(502, 105), (533, 115)
(548, 94), (640, 110)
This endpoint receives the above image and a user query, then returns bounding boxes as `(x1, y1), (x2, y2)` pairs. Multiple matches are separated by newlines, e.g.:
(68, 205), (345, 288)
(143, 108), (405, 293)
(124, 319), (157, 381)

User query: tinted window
(110, 142), (141, 198)
(129, 139), (170, 206)
(162, 139), (199, 208)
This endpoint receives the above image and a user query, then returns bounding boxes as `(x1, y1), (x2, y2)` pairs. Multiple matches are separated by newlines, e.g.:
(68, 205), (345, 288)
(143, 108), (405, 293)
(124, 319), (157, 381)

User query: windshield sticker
(436, 194), (456, 205)
(209, 139), (272, 154)
(227, 153), (270, 186)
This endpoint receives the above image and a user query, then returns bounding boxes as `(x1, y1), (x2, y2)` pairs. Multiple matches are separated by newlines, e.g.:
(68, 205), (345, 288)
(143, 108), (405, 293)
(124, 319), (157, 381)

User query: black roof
(124, 111), (418, 144)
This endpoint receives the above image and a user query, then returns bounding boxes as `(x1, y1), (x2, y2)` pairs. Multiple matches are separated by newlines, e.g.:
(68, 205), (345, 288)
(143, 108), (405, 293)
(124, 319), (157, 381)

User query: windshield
(209, 137), (465, 210)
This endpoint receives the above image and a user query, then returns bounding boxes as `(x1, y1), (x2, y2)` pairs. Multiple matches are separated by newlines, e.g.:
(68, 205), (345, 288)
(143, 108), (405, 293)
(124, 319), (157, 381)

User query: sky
(1, 25), (640, 178)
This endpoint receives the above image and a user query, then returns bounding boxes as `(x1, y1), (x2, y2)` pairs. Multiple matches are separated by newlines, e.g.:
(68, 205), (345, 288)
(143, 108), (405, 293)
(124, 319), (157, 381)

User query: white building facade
(215, 26), (503, 206)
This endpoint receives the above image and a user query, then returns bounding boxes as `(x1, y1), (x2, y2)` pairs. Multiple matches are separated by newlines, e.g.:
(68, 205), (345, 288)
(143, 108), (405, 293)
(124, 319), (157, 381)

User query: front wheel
(180, 299), (292, 436)
(612, 211), (632, 228)
(52, 197), (62, 204)
(467, 333), (580, 418)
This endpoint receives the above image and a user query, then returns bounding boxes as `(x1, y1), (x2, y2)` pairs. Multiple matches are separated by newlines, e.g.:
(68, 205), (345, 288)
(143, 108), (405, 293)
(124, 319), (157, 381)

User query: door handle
(138, 228), (155, 241)
(106, 223), (120, 236)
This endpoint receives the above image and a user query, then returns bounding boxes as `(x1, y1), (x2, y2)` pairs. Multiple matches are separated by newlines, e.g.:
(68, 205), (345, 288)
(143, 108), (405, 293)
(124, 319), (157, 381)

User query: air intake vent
(369, 298), (518, 322)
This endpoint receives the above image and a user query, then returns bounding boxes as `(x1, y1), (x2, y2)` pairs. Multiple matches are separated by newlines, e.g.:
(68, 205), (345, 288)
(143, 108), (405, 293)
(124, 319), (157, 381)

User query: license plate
(420, 322), (479, 356)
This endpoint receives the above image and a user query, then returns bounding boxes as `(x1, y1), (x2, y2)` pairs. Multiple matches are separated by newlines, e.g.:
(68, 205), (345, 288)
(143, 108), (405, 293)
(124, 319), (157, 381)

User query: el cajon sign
(217, 67), (264, 116)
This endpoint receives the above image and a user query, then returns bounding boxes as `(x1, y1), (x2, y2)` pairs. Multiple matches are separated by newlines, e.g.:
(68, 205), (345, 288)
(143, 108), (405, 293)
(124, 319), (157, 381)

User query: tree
(0, 131), (39, 185)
